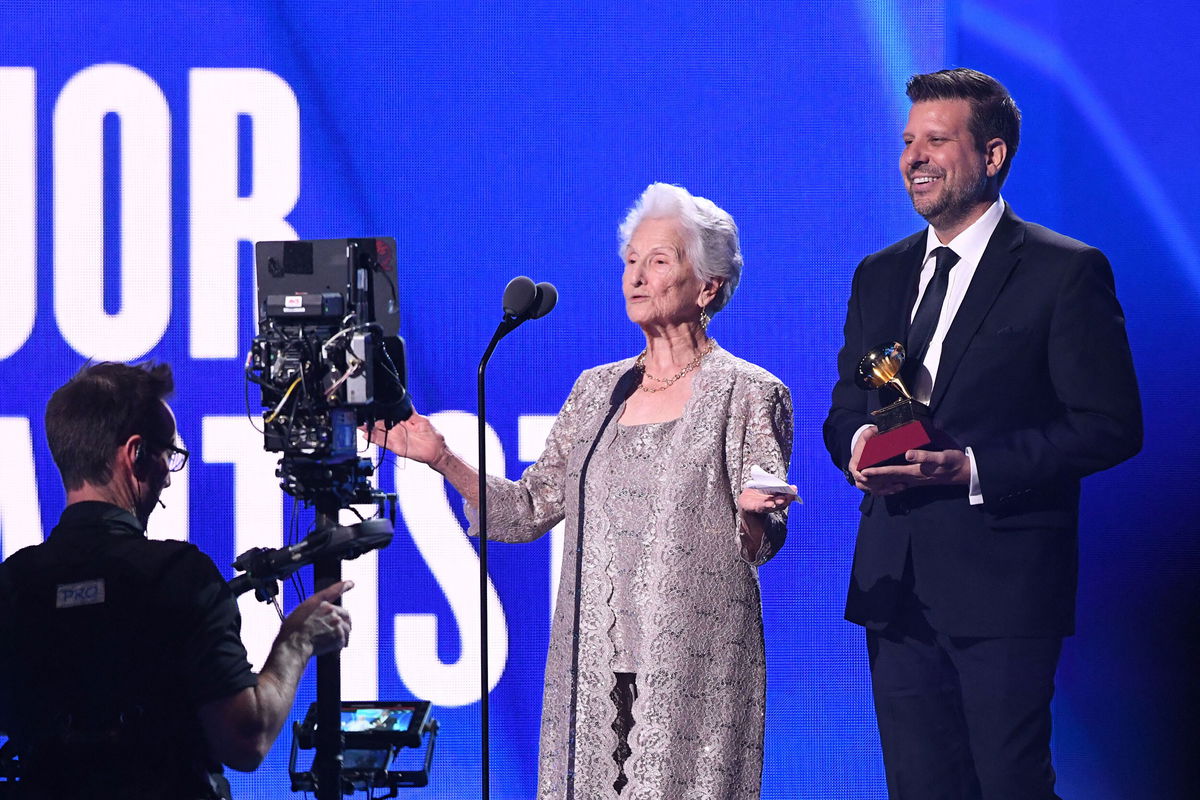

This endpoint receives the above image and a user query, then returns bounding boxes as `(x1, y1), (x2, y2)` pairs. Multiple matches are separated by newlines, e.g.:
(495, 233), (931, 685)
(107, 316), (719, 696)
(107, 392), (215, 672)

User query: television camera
(246, 237), (411, 510)
(232, 238), (434, 798)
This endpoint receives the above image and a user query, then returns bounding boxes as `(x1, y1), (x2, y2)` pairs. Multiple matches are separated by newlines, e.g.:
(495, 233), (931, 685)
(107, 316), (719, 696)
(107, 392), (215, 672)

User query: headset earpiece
(133, 443), (151, 477)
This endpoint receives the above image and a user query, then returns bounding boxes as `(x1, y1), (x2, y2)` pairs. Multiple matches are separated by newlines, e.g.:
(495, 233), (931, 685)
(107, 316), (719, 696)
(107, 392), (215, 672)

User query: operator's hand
(360, 411), (449, 468)
(858, 449), (971, 496)
(280, 580), (353, 657)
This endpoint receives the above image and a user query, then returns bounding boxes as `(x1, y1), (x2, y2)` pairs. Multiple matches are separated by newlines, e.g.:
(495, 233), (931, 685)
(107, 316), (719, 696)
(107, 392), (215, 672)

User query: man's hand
(200, 579), (355, 772)
(847, 425), (877, 491)
(857, 448), (971, 496)
(279, 580), (353, 657)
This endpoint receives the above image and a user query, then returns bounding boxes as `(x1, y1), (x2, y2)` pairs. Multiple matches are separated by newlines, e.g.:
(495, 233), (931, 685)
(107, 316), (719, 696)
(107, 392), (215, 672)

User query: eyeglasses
(150, 441), (189, 472)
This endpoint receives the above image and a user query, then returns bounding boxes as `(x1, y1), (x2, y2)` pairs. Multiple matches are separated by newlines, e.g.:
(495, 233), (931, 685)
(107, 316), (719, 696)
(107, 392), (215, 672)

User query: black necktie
(905, 246), (960, 369)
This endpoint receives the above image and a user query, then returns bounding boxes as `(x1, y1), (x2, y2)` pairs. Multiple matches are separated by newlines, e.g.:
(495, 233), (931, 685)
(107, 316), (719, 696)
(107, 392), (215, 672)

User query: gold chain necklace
(634, 340), (715, 393)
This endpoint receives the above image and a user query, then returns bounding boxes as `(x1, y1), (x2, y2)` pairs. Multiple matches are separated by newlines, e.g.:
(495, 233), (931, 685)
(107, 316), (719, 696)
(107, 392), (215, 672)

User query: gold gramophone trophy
(854, 341), (935, 468)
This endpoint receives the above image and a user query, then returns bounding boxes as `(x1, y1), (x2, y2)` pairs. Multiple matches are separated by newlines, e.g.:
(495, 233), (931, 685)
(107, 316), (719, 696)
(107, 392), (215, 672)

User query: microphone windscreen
(530, 282), (558, 319)
(502, 276), (537, 317)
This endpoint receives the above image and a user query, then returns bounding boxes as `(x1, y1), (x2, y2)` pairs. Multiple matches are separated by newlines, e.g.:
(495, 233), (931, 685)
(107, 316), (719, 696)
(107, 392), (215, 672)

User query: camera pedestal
(312, 525), (343, 800)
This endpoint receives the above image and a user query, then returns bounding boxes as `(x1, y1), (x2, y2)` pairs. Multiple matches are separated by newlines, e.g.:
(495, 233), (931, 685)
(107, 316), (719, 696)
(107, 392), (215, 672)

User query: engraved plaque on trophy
(854, 341), (935, 469)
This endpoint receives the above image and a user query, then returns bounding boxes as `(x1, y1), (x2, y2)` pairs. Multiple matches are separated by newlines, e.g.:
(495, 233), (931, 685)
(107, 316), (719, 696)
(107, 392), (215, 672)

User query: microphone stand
(473, 275), (554, 800)
(475, 311), (526, 800)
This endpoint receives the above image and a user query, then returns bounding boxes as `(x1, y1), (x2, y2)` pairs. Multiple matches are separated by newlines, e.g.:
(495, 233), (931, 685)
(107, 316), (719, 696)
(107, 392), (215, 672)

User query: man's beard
(909, 168), (989, 230)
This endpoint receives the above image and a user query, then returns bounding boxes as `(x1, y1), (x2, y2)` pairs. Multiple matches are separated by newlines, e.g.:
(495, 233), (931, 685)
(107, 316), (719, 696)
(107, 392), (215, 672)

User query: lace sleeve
(732, 378), (794, 565)
(464, 371), (595, 543)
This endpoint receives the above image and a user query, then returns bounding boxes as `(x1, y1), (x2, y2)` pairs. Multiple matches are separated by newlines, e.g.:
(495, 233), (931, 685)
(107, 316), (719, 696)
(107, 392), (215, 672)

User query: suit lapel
(856, 233), (926, 410)
(929, 206), (1026, 413)
(871, 232), (928, 346)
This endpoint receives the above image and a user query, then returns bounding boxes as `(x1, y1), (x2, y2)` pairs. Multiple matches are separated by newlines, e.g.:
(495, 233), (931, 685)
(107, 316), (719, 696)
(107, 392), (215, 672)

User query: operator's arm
(197, 580), (352, 771)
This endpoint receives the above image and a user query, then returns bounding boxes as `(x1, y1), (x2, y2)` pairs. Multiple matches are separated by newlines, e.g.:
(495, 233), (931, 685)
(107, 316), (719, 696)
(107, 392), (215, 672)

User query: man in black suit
(824, 68), (1141, 799)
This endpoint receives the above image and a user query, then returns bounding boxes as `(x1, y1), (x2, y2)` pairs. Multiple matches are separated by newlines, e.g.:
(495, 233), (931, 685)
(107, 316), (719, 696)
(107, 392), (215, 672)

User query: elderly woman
(366, 182), (794, 799)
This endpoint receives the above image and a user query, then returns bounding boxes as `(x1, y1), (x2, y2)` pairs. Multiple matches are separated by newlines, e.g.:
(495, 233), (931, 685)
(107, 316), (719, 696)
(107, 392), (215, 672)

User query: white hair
(617, 182), (743, 313)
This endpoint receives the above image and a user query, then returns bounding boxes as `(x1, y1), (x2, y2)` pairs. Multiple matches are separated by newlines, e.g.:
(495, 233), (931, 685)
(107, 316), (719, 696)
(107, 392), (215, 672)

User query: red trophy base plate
(859, 420), (934, 469)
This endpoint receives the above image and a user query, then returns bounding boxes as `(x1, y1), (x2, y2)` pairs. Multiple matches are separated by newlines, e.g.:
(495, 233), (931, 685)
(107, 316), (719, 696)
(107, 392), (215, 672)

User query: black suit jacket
(824, 205), (1142, 637)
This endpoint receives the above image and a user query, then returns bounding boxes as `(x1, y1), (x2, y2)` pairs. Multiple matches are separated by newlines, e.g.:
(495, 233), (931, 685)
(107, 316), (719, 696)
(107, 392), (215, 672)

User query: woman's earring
(700, 308), (712, 330)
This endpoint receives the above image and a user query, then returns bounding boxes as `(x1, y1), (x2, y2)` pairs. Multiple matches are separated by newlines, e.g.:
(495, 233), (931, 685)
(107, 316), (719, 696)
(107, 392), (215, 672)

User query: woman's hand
(361, 412), (482, 505)
(737, 487), (795, 562)
(737, 487), (796, 515)
(360, 412), (448, 468)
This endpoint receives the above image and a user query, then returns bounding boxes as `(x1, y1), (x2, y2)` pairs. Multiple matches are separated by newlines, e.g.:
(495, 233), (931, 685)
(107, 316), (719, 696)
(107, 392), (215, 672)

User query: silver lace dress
(469, 345), (792, 799)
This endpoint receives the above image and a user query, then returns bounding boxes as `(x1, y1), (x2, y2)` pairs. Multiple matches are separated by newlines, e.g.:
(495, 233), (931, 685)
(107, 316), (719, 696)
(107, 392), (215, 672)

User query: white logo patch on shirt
(56, 578), (106, 609)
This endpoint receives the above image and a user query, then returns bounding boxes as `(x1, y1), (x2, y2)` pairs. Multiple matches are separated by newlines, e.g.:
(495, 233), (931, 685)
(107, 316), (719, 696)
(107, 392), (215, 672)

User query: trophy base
(859, 420), (935, 468)
(860, 399), (934, 469)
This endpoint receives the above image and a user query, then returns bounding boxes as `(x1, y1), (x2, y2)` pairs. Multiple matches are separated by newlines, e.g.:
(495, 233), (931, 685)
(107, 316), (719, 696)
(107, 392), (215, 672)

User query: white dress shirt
(853, 197), (1006, 505)
(909, 197), (1005, 403)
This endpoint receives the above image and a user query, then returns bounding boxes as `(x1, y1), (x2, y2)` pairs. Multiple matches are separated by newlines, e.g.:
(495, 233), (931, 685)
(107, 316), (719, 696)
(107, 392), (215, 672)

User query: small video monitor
(293, 699), (437, 790)
(338, 700), (430, 751)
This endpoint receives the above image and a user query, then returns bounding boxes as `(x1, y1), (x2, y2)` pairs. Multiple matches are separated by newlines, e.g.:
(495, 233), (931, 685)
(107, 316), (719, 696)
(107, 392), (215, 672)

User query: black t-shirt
(0, 501), (257, 798)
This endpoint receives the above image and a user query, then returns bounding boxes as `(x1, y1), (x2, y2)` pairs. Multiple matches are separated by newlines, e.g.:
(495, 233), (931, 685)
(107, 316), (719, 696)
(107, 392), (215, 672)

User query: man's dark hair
(906, 68), (1022, 187)
(45, 362), (174, 491)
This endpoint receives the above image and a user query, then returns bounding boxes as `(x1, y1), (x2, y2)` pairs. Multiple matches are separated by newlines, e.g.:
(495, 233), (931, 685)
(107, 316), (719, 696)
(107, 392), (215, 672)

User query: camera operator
(0, 361), (352, 799)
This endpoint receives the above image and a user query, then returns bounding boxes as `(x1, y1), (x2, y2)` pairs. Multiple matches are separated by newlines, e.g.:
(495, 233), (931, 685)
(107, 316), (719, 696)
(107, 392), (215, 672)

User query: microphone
(157, 498), (167, 509)
(502, 276), (538, 317)
(530, 282), (558, 319)
(495, 276), (558, 340)
(501, 276), (558, 322)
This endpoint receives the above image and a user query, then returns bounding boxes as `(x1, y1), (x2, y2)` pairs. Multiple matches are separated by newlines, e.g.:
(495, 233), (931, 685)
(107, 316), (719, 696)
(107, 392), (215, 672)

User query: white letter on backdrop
(393, 411), (509, 707)
(0, 418), (43, 559)
(54, 64), (171, 361)
(189, 69), (299, 359)
(336, 445), (382, 702)
(202, 415), (284, 672)
(0, 68), (35, 359)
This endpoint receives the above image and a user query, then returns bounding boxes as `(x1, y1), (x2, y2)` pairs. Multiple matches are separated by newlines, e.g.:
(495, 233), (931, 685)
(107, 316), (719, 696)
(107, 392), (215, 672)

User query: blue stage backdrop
(1, 2), (1196, 798)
